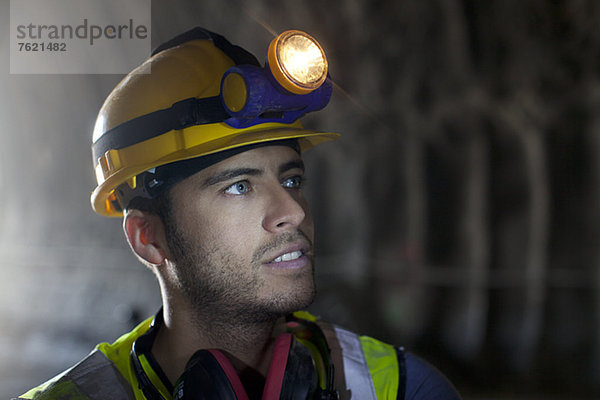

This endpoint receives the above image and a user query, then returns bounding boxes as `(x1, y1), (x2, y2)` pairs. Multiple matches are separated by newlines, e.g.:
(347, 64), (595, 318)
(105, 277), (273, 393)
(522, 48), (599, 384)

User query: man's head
(90, 27), (337, 321)
(126, 144), (315, 324)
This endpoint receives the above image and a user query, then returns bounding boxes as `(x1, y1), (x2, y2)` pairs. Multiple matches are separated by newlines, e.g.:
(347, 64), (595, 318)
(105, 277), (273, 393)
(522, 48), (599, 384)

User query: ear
(123, 209), (168, 266)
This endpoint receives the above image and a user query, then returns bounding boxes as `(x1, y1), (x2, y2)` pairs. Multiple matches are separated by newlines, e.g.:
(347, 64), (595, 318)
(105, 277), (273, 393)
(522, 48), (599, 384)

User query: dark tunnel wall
(1, 1), (599, 398)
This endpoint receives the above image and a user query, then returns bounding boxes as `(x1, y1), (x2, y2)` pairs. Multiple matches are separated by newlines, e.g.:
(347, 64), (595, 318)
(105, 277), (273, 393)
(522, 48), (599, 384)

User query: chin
(261, 284), (316, 317)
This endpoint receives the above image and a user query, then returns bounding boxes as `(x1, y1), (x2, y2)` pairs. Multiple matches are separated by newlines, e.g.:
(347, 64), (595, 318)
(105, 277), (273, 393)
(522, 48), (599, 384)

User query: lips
(272, 250), (303, 263)
(263, 241), (312, 269)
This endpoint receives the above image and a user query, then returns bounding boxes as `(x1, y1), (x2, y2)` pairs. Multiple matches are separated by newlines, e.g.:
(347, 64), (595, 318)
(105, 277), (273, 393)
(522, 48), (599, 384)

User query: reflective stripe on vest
(321, 323), (401, 399)
(16, 350), (135, 400)
(333, 326), (379, 399)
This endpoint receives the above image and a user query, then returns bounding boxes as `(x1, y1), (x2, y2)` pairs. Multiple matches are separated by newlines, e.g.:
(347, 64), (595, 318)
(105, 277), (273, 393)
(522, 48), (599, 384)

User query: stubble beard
(165, 221), (316, 333)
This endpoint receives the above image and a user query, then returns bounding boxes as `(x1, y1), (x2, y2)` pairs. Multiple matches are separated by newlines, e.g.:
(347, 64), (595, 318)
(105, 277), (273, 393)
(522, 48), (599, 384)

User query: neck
(151, 297), (283, 386)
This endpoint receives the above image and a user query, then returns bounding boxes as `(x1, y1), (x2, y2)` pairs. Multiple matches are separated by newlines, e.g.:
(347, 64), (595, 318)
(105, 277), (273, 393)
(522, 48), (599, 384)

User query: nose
(262, 184), (307, 233)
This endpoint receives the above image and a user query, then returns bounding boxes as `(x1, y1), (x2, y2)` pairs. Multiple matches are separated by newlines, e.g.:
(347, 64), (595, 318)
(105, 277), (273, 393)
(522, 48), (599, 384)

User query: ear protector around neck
(131, 313), (339, 400)
(172, 333), (319, 400)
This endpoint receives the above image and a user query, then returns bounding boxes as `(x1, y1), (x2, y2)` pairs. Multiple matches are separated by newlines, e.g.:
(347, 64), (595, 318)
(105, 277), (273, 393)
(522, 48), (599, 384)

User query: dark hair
(126, 189), (173, 229)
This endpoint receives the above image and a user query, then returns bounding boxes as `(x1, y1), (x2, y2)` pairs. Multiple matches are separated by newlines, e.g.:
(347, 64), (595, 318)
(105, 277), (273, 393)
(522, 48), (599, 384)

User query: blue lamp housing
(220, 64), (333, 129)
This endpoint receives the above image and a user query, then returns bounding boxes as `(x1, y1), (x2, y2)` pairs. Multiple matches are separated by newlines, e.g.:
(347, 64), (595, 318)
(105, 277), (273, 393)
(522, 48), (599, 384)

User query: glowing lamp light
(220, 29), (332, 128)
(268, 30), (328, 95)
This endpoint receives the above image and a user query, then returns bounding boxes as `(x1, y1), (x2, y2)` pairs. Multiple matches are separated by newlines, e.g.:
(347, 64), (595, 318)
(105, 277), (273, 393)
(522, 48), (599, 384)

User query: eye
(282, 175), (303, 189)
(224, 181), (251, 195)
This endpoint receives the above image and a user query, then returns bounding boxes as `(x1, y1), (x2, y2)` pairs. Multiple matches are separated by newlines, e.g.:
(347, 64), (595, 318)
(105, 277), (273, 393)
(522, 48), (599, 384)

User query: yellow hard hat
(91, 27), (339, 217)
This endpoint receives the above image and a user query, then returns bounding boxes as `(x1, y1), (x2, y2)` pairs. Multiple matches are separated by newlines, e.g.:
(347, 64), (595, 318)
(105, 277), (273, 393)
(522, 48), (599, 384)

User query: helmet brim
(91, 122), (339, 217)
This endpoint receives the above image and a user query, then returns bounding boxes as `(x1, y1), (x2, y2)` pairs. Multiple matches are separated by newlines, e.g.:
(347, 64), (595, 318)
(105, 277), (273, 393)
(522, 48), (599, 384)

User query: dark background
(1, 0), (598, 398)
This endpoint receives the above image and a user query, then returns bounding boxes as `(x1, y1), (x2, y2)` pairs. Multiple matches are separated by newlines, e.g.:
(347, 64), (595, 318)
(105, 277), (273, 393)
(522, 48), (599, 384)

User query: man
(17, 27), (461, 399)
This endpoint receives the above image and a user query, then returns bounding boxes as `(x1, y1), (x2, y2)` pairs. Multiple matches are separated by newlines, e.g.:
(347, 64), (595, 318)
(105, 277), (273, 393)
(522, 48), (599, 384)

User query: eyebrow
(202, 168), (262, 187)
(279, 159), (305, 175)
(202, 159), (305, 188)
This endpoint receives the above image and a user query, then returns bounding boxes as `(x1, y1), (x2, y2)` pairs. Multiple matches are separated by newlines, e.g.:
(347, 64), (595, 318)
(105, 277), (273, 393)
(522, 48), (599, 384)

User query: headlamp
(221, 29), (332, 129)
(267, 30), (328, 95)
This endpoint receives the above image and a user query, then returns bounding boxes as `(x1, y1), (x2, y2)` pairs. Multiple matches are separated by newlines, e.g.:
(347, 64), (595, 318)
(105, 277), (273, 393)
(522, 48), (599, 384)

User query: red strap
(262, 333), (292, 400)
(208, 349), (250, 400)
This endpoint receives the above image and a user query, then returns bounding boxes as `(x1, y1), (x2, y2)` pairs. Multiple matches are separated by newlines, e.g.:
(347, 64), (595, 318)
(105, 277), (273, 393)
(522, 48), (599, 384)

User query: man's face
(163, 145), (315, 323)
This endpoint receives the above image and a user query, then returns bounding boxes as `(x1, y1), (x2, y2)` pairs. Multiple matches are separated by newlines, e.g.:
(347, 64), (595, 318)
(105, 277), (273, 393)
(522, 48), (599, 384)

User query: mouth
(263, 242), (312, 269)
(272, 250), (303, 263)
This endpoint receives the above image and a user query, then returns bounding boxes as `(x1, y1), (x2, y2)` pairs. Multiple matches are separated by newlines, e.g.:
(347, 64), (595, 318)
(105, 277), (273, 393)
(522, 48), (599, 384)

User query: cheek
(190, 206), (260, 253)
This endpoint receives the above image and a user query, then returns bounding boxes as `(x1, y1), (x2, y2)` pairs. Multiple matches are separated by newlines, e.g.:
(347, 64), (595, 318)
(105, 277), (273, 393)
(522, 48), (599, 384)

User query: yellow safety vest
(17, 312), (402, 400)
